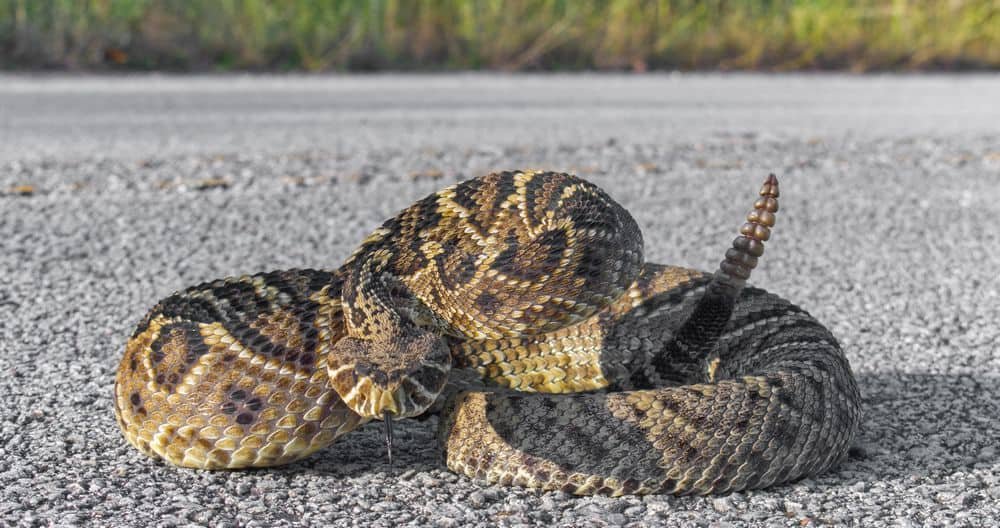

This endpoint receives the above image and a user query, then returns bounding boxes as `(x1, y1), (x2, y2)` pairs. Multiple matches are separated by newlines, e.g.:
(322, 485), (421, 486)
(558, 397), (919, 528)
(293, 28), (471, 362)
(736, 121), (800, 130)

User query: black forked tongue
(665, 174), (780, 368)
(383, 411), (395, 476)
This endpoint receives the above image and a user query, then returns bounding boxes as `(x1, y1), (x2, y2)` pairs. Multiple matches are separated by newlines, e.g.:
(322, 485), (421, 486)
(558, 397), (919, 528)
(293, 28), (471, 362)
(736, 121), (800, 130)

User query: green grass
(1, 0), (997, 71)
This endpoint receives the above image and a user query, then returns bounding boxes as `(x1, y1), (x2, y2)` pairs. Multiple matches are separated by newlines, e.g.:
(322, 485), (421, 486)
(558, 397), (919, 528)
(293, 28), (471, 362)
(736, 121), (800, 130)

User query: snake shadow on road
(286, 372), (998, 496)
(841, 373), (999, 487)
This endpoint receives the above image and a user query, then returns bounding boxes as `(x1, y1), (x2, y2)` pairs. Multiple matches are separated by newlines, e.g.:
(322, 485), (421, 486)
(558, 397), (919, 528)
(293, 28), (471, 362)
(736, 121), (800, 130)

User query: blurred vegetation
(1, 0), (997, 71)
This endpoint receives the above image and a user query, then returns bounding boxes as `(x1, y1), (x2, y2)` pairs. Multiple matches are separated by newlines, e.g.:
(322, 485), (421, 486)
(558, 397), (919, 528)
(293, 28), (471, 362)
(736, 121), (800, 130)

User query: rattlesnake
(114, 171), (861, 495)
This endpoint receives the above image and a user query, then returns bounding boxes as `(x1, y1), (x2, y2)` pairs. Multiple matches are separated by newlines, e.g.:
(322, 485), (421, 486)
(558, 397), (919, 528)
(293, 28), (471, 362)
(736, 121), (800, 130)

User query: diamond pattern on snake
(114, 170), (861, 495)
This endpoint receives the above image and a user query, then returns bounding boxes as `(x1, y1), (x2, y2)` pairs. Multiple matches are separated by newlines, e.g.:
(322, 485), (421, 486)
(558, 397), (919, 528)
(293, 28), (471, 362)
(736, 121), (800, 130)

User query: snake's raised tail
(719, 173), (779, 286)
(654, 174), (779, 380)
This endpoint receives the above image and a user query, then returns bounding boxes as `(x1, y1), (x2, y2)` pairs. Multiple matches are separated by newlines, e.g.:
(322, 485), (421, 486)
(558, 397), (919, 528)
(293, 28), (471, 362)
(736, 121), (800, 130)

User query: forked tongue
(384, 411), (395, 476)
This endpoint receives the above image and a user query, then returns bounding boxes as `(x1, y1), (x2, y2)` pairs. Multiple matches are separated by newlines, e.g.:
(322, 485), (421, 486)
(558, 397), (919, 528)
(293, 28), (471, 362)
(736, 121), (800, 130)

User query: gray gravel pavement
(1, 74), (999, 527)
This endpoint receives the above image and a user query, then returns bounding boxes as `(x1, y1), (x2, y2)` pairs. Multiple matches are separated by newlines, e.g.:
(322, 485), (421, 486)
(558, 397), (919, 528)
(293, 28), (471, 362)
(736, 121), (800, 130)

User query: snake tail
(719, 173), (779, 285)
(653, 174), (780, 381)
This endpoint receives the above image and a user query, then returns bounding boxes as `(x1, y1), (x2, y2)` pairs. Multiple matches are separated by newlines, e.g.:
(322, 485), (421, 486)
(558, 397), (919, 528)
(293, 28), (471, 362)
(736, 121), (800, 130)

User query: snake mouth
(329, 360), (451, 420)
(352, 379), (407, 418)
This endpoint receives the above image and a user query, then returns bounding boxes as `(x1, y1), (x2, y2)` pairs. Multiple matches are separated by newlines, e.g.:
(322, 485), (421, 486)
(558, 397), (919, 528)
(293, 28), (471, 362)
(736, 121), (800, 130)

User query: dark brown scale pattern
(114, 171), (861, 495)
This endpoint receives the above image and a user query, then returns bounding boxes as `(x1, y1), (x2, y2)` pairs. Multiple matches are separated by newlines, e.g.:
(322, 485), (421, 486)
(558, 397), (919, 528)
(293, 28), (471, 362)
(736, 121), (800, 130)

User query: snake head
(327, 331), (451, 420)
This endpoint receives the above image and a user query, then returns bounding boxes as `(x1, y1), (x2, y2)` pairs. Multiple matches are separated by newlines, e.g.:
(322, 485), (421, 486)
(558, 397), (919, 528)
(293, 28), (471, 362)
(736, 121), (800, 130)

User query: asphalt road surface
(1, 74), (999, 527)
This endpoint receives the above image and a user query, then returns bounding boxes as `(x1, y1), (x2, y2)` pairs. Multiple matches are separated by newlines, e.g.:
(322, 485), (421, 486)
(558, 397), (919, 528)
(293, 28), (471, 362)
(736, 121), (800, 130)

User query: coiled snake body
(114, 171), (861, 495)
